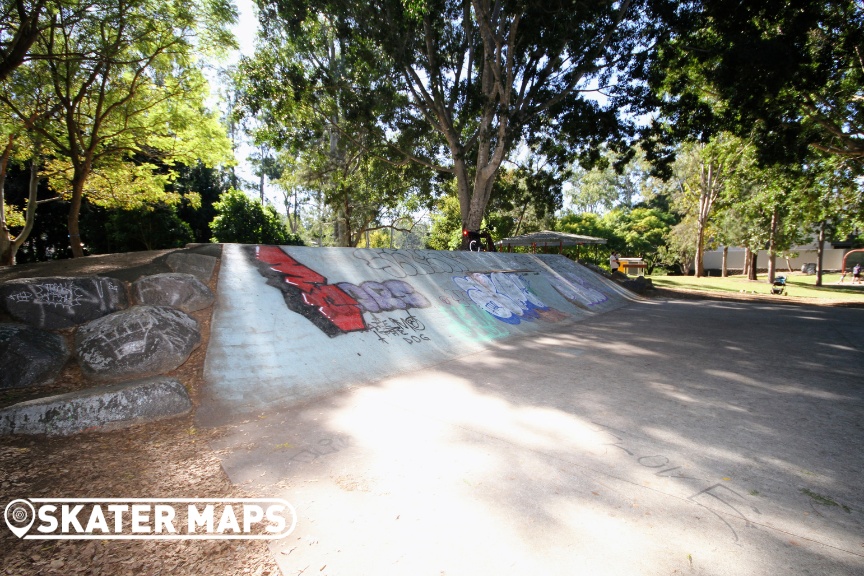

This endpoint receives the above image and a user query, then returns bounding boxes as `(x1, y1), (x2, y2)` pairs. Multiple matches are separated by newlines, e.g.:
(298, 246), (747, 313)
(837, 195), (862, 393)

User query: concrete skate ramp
(198, 244), (634, 425)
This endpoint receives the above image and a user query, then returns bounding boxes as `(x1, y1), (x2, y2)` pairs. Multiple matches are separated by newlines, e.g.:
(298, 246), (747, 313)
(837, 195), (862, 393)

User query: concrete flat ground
(207, 298), (864, 576)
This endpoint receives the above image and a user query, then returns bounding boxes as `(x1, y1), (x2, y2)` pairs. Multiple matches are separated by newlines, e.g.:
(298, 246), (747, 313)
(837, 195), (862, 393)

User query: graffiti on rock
(352, 249), (469, 278)
(453, 272), (562, 325)
(337, 280), (430, 313)
(550, 273), (608, 307)
(253, 246), (431, 339)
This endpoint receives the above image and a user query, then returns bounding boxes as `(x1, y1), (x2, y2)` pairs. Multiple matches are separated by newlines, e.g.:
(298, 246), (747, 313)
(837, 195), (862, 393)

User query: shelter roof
(495, 230), (607, 247)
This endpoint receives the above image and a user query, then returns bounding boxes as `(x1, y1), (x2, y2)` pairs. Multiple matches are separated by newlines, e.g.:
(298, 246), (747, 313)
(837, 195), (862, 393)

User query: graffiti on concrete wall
(253, 246), (579, 338)
(439, 299), (512, 341)
(452, 272), (565, 325)
(253, 246), (430, 339)
(367, 313), (430, 344)
(337, 280), (430, 313)
(549, 273), (609, 307)
(352, 249), (469, 278)
(255, 245), (366, 336)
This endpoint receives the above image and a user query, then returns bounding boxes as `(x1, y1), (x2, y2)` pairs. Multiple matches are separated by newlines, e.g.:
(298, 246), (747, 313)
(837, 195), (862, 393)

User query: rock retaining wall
(0, 247), (218, 435)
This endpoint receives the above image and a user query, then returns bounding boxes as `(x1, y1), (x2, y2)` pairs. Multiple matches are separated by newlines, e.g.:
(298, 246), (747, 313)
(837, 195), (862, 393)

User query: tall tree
(0, 51), (59, 265)
(646, 0), (864, 167)
(797, 153), (863, 286)
(256, 0), (669, 248)
(0, 0), (236, 257)
(0, 0), (50, 82)
(239, 11), (438, 247)
(669, 133), (753, 277)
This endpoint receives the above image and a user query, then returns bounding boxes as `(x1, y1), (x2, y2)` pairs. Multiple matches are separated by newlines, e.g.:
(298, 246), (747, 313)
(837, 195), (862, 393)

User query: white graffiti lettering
(7, 282), (84, 308)
(453, 273), (548, 325)
(550, 273), (608, 306)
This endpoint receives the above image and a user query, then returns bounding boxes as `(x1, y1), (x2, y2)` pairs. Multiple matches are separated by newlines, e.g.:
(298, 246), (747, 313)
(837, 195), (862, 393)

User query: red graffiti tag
(256, 246), (366, 333)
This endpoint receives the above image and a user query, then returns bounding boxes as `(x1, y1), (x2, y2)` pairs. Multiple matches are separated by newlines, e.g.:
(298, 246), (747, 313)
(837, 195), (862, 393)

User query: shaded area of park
(208, 298), (864, 575)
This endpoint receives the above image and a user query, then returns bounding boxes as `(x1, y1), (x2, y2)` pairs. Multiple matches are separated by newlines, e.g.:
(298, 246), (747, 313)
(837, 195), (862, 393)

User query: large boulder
(0, 377), (192, 436)
(622, 276), (653, 294)
(0, 324), (70, 389)
(165, 252), (218, 283)
(75, 305), (200, 382)
(0, 276), (128, 329)
(132, 273), (214, 312)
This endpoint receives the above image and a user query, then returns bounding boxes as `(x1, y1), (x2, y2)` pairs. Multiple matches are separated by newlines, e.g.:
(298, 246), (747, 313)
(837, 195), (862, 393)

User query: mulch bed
(0, 249), (279, 576)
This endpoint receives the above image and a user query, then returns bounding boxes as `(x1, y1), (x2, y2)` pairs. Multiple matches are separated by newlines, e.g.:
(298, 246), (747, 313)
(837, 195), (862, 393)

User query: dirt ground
(0, 248), (279, 576)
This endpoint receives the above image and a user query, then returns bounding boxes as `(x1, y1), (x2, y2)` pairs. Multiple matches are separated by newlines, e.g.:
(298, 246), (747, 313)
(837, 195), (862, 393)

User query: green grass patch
(649, 273), (864, 302)
(800, 488), (852, 513)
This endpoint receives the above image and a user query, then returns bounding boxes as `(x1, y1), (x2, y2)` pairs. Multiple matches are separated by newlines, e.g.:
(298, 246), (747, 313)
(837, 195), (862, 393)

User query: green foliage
(104, 203), (194, 253)
(558, 213), (619, 244)
(236, 13), (438, 248)
(0, 0), (236, 257)
(173, 162), (234, 243)
(605, 207), (675, 272)
(358, 230), (391, 249)
(646, 0), (864, 167)
(566, 148), (662, 213)
(427, 195), (463, 251)
(556, 212), (622, 265)
(661, 217), (699, 275)
(210, 189), (304, 245)
(252, 0), (670, 241)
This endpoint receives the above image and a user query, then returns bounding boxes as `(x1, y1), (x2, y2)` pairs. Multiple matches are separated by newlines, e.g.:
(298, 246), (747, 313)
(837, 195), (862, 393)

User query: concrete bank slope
(199, 244), (634, 425)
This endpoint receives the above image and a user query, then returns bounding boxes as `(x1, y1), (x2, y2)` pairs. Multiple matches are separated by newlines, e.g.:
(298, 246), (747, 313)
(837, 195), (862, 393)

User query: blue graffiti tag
(452, 273), (549, 324)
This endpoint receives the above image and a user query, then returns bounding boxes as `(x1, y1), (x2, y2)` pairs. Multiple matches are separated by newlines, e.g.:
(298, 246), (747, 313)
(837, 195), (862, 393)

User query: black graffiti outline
(367, 312), (428, 345)
(352, 249), (469, 278)
(688, 484), (761, 542)
(591, 421), (763, 542)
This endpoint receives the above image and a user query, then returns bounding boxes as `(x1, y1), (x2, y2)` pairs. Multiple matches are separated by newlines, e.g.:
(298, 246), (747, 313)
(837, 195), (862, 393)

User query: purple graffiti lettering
(337, 282), (382, 313)
(336, 280), (431, 314)
(362, 281), (408, 311)
(383, 279), (431, 309)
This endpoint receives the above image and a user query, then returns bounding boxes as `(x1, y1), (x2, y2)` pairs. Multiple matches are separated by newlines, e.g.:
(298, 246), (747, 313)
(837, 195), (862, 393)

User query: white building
(703, 243), (852, 272)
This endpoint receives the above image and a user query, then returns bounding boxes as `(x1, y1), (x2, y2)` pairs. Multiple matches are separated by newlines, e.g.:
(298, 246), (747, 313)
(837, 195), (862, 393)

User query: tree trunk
(66, 151), (95, 259)
(815, 220), (826, 287)
(293, 188), (299, 233)
(748, 251), (758, 281)
(743, 247), (751, 277)
(0, 136), (14, 265)
(68, 175), (86, 258)
(767, 207), (779, 284)
(694, 220), (706, 277)
(2, 164), (40, 266)
(721, 246), (728, 277)
(513, 201), (529, 237)
(457, 157), (498, 250)
(1, 136), (41, 266)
